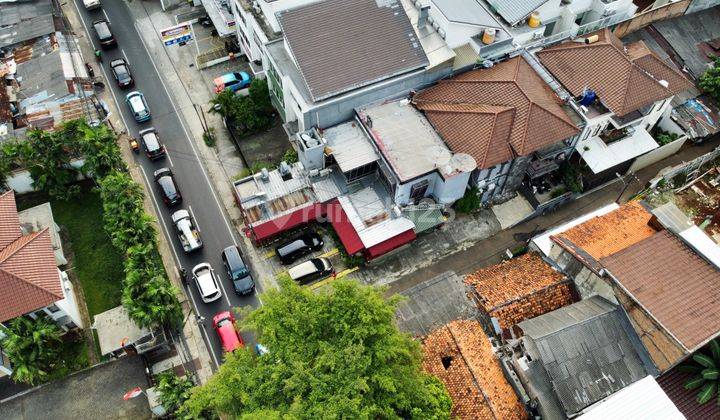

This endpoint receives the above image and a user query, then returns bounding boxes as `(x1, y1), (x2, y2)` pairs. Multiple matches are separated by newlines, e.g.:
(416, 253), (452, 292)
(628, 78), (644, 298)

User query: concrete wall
(628, 135), (687, 173)
(5, 159), (86, 194)
(613, 0), (691, 38)
(54, 270), (84, 329)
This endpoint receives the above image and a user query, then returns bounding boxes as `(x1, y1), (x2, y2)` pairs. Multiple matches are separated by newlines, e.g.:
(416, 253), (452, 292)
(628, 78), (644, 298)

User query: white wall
(427, 5), (482, 49)
(52, 270), (84, 329)
(628, 135), (687, 173)
(434, 170), (472, 204)
(5, 158), (86, 194)
(394, 172), (440, 206)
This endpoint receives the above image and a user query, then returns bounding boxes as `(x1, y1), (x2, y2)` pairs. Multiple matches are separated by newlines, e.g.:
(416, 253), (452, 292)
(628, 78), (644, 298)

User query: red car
(212, 311), (243, 352)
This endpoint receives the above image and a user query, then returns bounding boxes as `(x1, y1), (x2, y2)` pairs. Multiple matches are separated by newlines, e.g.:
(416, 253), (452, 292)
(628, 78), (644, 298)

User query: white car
(192, 263), (222, 303)
(171, 210), (202, 252)
(83, 0), (101, 10)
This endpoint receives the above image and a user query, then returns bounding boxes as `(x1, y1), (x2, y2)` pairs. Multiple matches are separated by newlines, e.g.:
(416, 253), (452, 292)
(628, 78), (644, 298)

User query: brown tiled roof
(601, 230), (720, 351)
(422, 320), (527, 420)
(658, 365), (720, 420)
(0, 191), (63, 322)
(413, 56), (579, 169)
(0, 190), (21, 248)
(552, 201), (657, 260)
(537, 29), (692, 117)
(278, 0), (428, 102)
(464, 253), (575, 329)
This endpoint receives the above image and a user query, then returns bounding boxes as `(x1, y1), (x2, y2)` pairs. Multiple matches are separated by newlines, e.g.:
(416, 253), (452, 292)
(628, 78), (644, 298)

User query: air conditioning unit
(532, 32), (544, 40)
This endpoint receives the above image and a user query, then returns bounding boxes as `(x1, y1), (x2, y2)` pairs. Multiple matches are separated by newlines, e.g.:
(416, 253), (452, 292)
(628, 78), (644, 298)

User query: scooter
(129, 137), (140, 154)
(85, 62), (95, 78)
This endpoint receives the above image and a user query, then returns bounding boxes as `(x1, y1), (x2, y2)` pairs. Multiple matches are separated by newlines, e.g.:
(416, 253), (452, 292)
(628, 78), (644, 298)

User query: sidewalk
(386, 137), (720, 296)
(60, 0), (214, 383)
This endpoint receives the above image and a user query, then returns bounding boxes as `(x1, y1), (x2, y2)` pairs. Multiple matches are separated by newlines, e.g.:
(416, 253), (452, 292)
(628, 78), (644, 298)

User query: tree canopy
(699, 56), (720, 102)
(182, 277), (451, 419)
(0, 316), (63, 385)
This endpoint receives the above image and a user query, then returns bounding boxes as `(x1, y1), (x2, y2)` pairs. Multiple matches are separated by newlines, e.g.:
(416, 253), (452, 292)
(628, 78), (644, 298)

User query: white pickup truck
(83, 0), (101, 10)
(171, 210), (203, 253)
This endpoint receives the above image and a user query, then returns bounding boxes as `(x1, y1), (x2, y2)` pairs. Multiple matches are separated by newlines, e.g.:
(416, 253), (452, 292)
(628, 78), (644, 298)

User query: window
(46, 304), (60, 314)
(344, 162), (376, 183)
(409, 180), (430, 201)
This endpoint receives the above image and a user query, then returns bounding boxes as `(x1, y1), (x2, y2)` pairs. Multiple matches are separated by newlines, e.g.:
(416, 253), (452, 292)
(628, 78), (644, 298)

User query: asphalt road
(70, 0), (262, 368)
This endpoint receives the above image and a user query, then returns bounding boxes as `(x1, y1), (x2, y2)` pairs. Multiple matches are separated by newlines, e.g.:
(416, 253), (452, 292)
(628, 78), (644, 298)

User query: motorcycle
(85, 62), (95, 78)
(129, 137), (140, 154)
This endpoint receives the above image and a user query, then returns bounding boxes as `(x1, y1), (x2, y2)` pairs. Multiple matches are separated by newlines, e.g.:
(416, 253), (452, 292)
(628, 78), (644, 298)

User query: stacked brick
(465, 252), (576, 330)
(422, 320), (527, 420)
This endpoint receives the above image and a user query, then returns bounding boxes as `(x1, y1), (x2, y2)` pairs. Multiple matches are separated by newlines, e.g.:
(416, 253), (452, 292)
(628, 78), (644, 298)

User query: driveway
(0, 356), (150, 420)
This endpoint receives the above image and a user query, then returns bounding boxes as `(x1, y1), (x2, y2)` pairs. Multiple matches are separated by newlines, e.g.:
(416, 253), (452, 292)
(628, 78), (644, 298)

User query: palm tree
(77, 122), (125, 178)
(682, 339), (720, 405)
(156, 371), (194, 415)
(0, 316), (63, 385)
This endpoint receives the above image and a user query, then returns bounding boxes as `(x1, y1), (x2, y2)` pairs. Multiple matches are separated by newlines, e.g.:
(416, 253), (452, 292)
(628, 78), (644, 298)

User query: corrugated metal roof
(432, 0), (505, 27)
(578, 376), (684, 420)
(519, 296), (648, 416)
(650, 202), (694, 234)
(278, 0), (428, 101)
(486, 0), (549, 26)
(323, 121), (378, 173)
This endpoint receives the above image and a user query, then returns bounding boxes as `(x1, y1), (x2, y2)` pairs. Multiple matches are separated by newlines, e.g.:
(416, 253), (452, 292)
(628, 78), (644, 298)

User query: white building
(0, 191), (84, 376)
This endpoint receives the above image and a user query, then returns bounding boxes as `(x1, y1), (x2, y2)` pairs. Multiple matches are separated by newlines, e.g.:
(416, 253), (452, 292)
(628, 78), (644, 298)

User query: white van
(288, 258), (333, 285)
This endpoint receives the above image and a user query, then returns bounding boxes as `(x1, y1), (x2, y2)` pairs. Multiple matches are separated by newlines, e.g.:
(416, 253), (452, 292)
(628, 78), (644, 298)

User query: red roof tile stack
(0, 191), (63, 322)
(422, 320), (527, 420)
(464, 253), (575, 329)
(537, 29), (692, 117)
(413, 56), (579, 169)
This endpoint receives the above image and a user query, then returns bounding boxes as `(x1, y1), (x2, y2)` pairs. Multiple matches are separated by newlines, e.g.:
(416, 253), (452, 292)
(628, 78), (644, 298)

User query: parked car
(138, 127), (165, 160)
(213, 71), (251, 93)
(275, 231), (324, 265)
(288, 257), (333, 285)
(192, 263), (222, 304)
(125, 91), (150, 122)
(83, 0), (101, 10)
(221, 245), (254, 295)
(153, 168), (182, 206)
(213, 311), (243, 352)
(171, 210), (202, 252)
(110, 58), (134, 88)
(92, 19), (116, 48)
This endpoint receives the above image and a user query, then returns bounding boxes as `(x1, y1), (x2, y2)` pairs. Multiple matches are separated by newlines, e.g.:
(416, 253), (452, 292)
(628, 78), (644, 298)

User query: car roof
(216, 73), (238, 84)
(288, 260), (319, 279)
(223, 246), (244, 267)
(194, 266), (218, 295)
(128, 95), (145, 111)
(141, 130), (160, 150)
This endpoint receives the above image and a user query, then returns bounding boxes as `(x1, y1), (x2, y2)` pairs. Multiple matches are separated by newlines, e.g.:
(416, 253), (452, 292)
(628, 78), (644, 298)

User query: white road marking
(182, 274), (221, 369)
(102, 8), (111, 23)
(165, 150), (175, 167)
(121, 48), (130, 64)
(134, 21), (239, 248)
(188, 205), (201, 232)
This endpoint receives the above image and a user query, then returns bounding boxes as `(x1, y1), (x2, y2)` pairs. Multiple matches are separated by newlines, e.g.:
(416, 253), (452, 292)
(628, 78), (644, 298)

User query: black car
(221, 245), (255, 295)
(153, 168), (181, 206)
(93, 19), (116, 48)
(275, 231), (324, 265)
(110, 58), (133, 88)
(139, 127), (166, 160)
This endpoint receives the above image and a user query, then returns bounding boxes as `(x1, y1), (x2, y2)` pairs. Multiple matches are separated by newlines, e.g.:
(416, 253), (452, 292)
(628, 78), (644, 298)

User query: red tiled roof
(537, 29), (692, 117)
(464, 253), (575, 329)
(413, 56), (579, 169)
(0, 190), (21, 248)
(552, 201), (657, 260)
(601, 230), (720, 351)
(0, 191), (64, 322)
(422, 320), (527, 420)
(658, 365), (720, 420)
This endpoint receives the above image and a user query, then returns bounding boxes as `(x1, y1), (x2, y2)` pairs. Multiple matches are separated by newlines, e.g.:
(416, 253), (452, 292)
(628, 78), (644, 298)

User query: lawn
(16, 186), (125, 320)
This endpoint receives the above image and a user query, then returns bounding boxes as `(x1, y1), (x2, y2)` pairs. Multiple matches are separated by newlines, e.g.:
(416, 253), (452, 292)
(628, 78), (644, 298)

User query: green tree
(156, 371), (195, 417)
(0, 141), (19, 190)
(454, 186), (480, 214)
(182, 278), (452, 419)
(699, 56), (720, 102)
(0, 316), (63, 385)
(76, 122), (125, 178)
(15, 129), (79, 199)
(248, 79), (272, 115)
(97, 171), (156, 250)
(681, 338), (720, 405)
(208, 89), (239, 120)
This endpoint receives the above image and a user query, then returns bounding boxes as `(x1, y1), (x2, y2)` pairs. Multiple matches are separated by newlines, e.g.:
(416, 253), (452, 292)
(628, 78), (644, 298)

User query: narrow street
(69, 0), (262, 367)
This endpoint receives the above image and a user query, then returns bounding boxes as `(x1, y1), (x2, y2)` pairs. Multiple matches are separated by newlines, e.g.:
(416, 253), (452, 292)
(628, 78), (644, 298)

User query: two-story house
(536, 29), (694, 189)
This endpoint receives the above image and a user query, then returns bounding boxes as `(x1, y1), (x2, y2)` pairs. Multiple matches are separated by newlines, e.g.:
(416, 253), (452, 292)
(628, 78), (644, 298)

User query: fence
(649, 146), (720, 188)
(613, 0), (691, 38)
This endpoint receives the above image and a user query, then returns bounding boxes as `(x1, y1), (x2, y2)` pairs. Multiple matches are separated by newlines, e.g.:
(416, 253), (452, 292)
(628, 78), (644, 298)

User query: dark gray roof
(0, 0), (55, 48)
(519, 296), (648, 416)
(16, 49), (67, 101)
(277, 0), (429, 102)
(395, 271), (477, 337)
(486, 0), (549, 26)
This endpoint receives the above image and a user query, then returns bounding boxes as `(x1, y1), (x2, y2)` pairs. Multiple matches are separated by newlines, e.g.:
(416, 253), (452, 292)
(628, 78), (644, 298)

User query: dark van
(221, 245), (255, 295)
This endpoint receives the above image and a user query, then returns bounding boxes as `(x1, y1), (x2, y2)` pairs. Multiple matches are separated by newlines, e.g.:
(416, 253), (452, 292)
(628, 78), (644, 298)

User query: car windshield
(312, 259), (325, 271)
(233, 267), (250, 279)
(216, 318), (231, 328)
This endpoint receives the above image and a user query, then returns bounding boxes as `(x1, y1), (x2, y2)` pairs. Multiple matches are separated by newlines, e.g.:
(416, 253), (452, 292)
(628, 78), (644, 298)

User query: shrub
(282, 148), (298, 164)
(454, 186), (480, 214)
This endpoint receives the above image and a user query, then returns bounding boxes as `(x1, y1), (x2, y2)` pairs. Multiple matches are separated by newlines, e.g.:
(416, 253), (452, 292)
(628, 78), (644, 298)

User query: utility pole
(615, 172), (640, 203)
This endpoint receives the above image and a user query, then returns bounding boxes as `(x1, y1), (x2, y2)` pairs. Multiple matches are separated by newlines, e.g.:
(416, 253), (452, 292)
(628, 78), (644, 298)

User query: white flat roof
(323, 121), (378, 173)
(338, 192), (414, 248)
(578, 376), (684, 420)
(531, 202), (620, 257)
(679, 225), (720, 269)
(358, 100), (452, 182)
(93, 305), (150, 356)
(577, 126), (659, 174)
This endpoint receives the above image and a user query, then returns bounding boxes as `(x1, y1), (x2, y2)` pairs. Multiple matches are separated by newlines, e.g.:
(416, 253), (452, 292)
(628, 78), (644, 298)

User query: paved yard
(0, 356), (151, 420)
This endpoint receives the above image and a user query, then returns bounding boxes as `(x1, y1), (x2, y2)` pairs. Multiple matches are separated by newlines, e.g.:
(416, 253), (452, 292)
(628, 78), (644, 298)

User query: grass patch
(47, 337), (90, 381)
(16, 186), (125, 320)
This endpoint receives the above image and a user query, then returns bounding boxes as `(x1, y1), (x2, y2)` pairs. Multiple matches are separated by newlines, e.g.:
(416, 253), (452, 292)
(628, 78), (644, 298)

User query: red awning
(366, 228), (416, 259)
(249, 203), (325, 242)
(327, 200), (364, 255)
